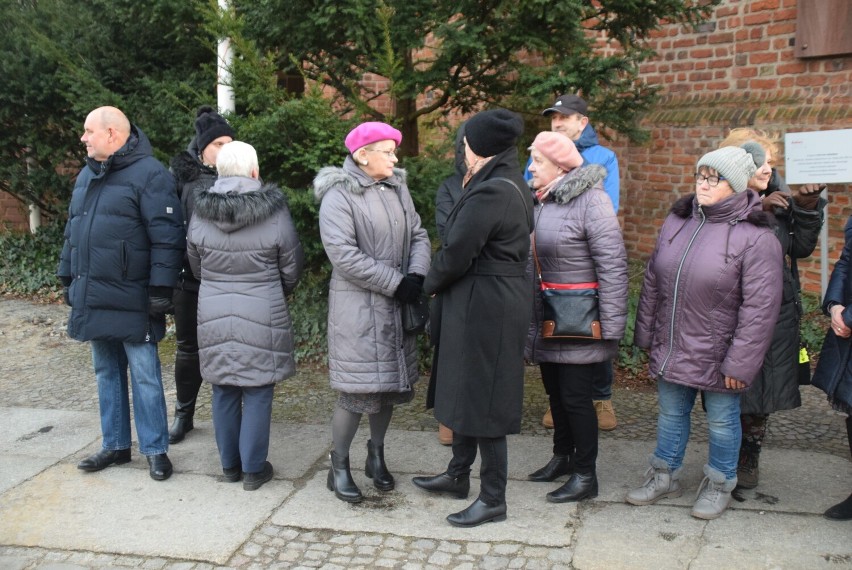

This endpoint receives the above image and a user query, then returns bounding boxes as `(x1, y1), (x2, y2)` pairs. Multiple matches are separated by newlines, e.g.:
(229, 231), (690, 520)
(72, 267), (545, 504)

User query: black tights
(332, 405), (393, 458)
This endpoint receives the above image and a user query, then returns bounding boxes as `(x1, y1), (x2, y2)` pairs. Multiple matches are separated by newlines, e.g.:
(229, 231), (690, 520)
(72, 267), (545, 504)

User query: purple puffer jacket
(634, 191), (783, 392)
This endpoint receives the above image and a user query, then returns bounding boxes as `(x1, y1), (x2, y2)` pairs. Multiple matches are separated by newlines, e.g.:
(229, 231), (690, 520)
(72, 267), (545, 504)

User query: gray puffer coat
(313, 158), (430, 394)
(525, 165), (628, 364)
(635, 191), (783, 392)
(187, 176), (304, 387)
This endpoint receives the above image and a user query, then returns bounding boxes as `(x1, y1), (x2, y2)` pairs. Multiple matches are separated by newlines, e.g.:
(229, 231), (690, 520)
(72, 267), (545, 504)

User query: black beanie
(464, 109), (524, 157)
(194, 105), (235, 152)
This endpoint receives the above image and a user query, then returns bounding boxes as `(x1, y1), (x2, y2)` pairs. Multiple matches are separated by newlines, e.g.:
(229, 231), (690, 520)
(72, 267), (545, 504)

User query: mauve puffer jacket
(525, 165), (628, 364)
(634, 191), (783, 392)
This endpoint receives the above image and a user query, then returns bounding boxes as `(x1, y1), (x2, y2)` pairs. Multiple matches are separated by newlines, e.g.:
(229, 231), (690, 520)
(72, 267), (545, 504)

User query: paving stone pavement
(1, 297), (850, 569)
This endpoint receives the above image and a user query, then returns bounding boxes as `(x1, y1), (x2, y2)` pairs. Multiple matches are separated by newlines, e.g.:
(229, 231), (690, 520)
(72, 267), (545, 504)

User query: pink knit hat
(530, 131), (583, 171)
(344, 122), (403, 154)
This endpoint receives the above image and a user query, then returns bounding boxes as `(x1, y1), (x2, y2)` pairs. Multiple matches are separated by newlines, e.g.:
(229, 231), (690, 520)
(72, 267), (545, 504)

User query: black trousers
(172, 287), (203, 407)
(541, 361), (601, 474)
(447, 433), (508, 506)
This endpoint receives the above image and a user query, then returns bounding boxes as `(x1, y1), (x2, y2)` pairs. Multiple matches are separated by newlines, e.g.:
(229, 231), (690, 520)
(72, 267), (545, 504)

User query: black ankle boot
(365, 439), (394, 491)
(411, 472), (470, 499)
(327, 451), (362, 503)
(528, 454), (572, 482)
(546, 471), (598, 503)
(169, 400), (195, 444)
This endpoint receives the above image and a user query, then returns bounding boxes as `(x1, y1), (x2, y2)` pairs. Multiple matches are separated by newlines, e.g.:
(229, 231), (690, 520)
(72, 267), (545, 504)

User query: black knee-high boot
(824, 415), (852, 521)
(169, 351), (202, 444)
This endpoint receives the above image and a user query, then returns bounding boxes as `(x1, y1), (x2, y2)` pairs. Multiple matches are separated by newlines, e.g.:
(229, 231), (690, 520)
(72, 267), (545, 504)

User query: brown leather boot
(542, 407), (554, 429)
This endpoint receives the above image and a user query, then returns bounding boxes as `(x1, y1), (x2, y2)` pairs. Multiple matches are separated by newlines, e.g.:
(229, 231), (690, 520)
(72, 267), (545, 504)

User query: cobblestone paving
(1, 297), (849, 569)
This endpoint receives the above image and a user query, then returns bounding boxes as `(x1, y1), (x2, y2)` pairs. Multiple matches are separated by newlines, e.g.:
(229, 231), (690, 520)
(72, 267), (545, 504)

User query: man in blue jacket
(525, 94), (621, 432)
(57, 106), (185, 481)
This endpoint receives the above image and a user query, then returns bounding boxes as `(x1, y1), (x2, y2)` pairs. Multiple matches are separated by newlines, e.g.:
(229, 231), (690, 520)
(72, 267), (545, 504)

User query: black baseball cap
(542, 94), (588, 117)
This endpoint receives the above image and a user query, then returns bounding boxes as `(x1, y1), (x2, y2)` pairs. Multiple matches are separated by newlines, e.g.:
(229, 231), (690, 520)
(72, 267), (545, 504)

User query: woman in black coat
(813, 214), (852, 521)
(718, 129), (826, 489)
(412, 109), (534, 528)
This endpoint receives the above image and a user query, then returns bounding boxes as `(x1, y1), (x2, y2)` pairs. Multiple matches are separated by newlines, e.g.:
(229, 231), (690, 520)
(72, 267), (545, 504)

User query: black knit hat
(194, 105), (235, 152)
(464, 109), (524, 157)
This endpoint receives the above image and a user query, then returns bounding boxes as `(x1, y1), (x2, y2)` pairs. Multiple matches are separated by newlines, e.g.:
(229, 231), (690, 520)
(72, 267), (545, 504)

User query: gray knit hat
(696, 143), (763, 193)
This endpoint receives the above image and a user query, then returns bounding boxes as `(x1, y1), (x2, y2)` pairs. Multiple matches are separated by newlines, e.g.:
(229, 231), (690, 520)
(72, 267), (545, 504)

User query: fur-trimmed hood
(313, 156), (407, 202)
(194, 176), (286, 233)
(670, 190), (776, 228)
(546, 164), (607, 205)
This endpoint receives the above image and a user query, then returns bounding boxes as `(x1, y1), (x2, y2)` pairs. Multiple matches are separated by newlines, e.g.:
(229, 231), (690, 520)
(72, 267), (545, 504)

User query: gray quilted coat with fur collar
(313, 157), (431, 393)
(187, 176), (304, 387)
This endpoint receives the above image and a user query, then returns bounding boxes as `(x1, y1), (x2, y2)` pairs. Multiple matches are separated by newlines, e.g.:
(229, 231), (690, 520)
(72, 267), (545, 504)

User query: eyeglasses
(367, 148), (397, 159)
(694, 173), (726, 186)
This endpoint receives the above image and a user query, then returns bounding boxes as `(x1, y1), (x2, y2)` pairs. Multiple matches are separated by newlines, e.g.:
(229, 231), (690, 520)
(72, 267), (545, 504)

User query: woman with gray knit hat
(412, 109), (535, 528)
(625, 144), (783, 520)
(168, 106), (235, 444)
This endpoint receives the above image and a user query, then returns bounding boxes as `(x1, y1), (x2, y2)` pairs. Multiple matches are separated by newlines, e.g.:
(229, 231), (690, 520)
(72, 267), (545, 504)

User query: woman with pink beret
(313, 122), (431, 503)
(525, 131), (628, 504)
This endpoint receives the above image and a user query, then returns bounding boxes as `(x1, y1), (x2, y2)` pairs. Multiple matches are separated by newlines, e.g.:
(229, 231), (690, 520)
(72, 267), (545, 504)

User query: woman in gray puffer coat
(525, 131), (628, 504)
(313, 122), (430, 504)
(187, 141), (304, 491)
(626, 144), (782, 520)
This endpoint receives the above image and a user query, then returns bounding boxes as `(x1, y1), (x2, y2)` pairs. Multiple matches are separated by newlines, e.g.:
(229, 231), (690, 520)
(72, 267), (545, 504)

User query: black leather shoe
(77, 448), (131, 472)
(546, 472), (598, 503)
(447, 498), (507, 528)
(824, 492), (852, 521)
(147, 453), (173, 481)
(222, 466), (241, 483)
(528, 454), (572, 482)
(243, 461), (273, 491)
(365, 439), (395, 491)
(412, 472), (470, 499)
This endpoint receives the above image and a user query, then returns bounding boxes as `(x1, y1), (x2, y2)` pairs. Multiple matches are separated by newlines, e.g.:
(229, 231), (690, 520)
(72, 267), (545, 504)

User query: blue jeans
(90, 340), (169, 456)
(592, 359), (613, 400)
(212, 384), (275, 474)
(653, 379), (741, 481)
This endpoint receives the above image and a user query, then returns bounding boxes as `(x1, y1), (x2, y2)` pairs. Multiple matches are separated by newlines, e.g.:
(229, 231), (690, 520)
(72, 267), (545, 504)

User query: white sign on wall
(785, 129), (852, 185)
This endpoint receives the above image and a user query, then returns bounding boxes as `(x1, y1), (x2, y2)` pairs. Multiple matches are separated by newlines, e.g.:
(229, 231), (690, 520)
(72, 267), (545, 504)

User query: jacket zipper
(120, 241), (128, 279)
(658, 207), (706, 379)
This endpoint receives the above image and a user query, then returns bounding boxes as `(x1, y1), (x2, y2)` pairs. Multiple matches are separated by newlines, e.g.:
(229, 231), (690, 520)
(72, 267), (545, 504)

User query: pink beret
(344, 122), (403, 154)
(530, 131), (583, 172)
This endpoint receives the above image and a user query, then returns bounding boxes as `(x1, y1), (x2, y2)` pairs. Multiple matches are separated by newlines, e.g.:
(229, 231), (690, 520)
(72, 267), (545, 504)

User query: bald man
(58, 106), (185, 481)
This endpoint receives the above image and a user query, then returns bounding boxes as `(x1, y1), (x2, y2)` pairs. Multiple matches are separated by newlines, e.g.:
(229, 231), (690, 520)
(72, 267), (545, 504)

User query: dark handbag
(532, 233), (602, 340)
(401, 294), (429, 335)
(797, 341), (811, 386)
(400, 212), (428, 336)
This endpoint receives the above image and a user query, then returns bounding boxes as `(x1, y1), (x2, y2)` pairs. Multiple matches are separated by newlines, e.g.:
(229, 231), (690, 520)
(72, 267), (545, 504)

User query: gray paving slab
(0, 463), (291, 564)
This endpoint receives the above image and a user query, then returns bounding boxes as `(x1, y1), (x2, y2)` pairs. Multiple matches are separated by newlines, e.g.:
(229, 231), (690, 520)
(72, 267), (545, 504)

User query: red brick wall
(0, 192), (28, 232)
(611, 0), (852, 294)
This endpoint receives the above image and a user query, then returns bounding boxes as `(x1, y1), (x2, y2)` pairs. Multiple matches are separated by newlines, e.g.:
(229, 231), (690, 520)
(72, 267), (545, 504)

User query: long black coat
(425, 147), (535, 438)
(741, 173), (826, 414)
(813, 215), (852, 415)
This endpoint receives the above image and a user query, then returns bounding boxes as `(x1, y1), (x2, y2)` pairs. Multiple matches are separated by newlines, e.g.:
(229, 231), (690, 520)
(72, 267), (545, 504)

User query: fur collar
(194, 178), (286, 233)
(547, 164), (607, 205)
(313, 159), (407, 202)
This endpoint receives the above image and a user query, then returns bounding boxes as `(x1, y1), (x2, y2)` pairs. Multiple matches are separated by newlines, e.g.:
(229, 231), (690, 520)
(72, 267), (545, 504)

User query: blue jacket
(524, 123), (620, 213)
(57, 126), (185, 343)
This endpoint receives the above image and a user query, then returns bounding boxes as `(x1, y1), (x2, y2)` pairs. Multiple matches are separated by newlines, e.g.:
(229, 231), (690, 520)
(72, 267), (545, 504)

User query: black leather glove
(394, 274), (423, 304)
(63, 287), (71, 307)
(148, 287), (175, 318)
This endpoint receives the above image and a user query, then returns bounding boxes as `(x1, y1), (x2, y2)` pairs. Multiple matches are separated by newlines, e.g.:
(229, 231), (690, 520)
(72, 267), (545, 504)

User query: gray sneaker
(691, 475), (736, 520)
(625, 466), (683, 506)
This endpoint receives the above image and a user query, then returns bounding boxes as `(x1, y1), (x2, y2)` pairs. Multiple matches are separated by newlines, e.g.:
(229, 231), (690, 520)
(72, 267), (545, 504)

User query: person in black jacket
(718, 129), (826, 490)
(57, 106), (185, 481)
(167, 106), (235, 444)
(412, 109), (534, 528)
(812, 214), (852, 521)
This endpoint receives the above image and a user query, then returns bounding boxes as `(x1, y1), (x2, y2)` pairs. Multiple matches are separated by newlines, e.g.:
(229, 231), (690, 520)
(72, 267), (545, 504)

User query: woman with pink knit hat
(313, 121), (431, 503)
(525, 131), (628, 503)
